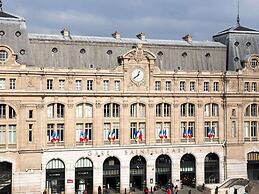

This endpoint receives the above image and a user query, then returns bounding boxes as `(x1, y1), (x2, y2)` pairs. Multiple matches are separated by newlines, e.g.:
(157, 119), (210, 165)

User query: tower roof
(0, 11), (19, 19)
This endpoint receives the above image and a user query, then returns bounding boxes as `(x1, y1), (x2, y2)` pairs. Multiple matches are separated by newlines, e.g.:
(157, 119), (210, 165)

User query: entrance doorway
(180, 154), (196, 187)
(204, 153), (219, 184)
(247, 152), (259, 180)
(103, 157), (120, 193)
(75, 158), (93, 194)
(130, 156), (146, 192)
(155, 154), (172, 188)
(0, 162), (12, 194)
(46, 159), (65, 194)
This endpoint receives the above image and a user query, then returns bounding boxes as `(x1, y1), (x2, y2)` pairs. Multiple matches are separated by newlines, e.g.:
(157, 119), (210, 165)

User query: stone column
(147, 101), (155, 145)
(146, 157), (156, 190)
(196, 102), (204, 144)
(120, 158), (130, 193)
(65, 102), (75, 148)
(172, 156), (181, 187)
(196, 156), (204, 186)
(65, 164), (75, 193)
(94, 99), (103, 146)
(93, 157), (103, 194)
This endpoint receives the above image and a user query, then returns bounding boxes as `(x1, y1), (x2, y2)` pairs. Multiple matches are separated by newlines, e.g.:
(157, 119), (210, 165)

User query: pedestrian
(98, 186), (102, 194)
(215, 186), (218, 194)
(188, 189), (192, 194)
(43, 189), (47, 194)
(174, 185), (178, 194)
(166, 187), (171, 194)
(144, 187), (149, 194)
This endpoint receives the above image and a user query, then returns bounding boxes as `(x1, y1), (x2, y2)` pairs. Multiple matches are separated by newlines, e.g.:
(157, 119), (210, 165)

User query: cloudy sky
(3, 0), (259, 41)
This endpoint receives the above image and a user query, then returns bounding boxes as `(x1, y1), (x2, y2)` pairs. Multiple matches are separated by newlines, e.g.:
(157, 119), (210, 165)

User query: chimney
(112, 31), (121, 39)
(137, 32), (146, 41)
(61, 28), (71, 39)
(182, 34), (192, 43)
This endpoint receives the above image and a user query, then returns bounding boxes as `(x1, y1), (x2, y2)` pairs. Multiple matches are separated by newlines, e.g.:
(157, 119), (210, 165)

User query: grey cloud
(4, 0), (259, 40)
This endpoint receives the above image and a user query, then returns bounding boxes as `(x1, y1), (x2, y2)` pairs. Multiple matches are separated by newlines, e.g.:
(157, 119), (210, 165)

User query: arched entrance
(46, 159), (65, 194)
(130, 156), (146, 192)
(155, 154), (172, 188)
(103, 157), (120, 193)
(180, 154), (196, 187)
(204, 153), (219, 184)
(247, 152), (259, 180)
(0, 162), (12, 194)
(75, 158), (93, 194)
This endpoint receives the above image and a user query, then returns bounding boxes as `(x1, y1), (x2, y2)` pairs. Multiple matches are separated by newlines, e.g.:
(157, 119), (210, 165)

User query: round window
(0, 50), (8, 62)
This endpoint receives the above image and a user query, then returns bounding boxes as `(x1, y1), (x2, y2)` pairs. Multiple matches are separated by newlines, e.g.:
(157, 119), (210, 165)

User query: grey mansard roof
(27, 33), (226, 72)
(213, 24), (259, 71)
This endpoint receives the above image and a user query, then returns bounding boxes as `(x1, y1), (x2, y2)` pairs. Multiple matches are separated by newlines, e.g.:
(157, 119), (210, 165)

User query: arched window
(180, 103), (195, 141)
(103, 157), (120, 192)
(156, 103), (171, 117)
(104, 103), (120, 118)
(47, 103), (65, 118)
(0, 104), (17, 145)
(244, 104), (259, 141)
(204, 103), (219, 117)
(204, 153), (219, 184)
(181, 103), (195, 117)
(76, 103), (93, 118)
(204, 103), (219, 141)
(47, 103), (65, 144)
(130, 103), (146, 117)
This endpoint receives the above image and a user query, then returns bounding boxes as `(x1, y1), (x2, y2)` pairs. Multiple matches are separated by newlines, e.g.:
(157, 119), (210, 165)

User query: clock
(131, 68), (144, 82)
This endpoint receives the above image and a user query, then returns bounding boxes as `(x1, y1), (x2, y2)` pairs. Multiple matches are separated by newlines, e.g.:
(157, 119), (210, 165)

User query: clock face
(131, 69), (144, 82)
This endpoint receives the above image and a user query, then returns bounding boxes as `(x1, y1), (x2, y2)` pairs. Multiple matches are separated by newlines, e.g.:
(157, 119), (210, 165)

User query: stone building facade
(0, 8), (259, 194)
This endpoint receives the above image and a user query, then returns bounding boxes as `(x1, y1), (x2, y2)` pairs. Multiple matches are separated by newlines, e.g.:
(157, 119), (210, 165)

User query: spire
(236, 0), (240, 26)
(0, 0), (2, 12)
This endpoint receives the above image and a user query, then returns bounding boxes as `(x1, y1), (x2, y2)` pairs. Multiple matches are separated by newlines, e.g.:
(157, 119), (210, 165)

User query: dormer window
(0, 50), (8, 62)
(250, 58), (258, 69)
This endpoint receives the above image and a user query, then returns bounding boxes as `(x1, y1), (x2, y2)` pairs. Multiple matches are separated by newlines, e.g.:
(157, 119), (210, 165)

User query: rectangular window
(213, 82), (219, 92)
(232, 121), (236, 138)
(112, 123), (119, 140)
(75, 80), (82, 91)
(0, 104), (6, 119)
(9, 79), (16, 90)
(190, 81), (195, 92)
(0, 125), (5, 144)
(244, 122), (250, 138)
(244, 82), (250, 92)
(139, 104), (145, 117)
(47, 124), (64, 142)
(57, 104), (64, 118)
(252, 82), (257, 92)
(29, 110), (33, 119)
(164, 104), (171, 117)
(130, 104), (137, 117)
(59, 80), (65, 90)
(0, 78), (6, 89)
(204, 82), (209, 92)
(103, 80), (109, 91)
(251, 121), (257, 137)
(47, 79), (53, 90)
(103, 123), (111, 140)
(180, 81), (185, 91)
(8, 125), (16, 144)
(28, 124), (33, 142)
(155, 81), (161, 91)
(130, 123), (137, 140)
(85, 104), (93, 118)
(76, 123), (92, 142)
(156, 122), (162, 139)
(114, 80), (120, 91)
(165, 81), (171, 91)
(87, 80), (93, 91)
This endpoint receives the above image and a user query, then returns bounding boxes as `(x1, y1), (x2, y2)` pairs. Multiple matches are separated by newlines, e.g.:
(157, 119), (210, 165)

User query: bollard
(125, 188), (127, 194)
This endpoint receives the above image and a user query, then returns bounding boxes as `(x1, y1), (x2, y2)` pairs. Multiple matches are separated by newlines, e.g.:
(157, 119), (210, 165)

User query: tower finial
(0, 0), (3, 12)
(236, 0), (240, 26)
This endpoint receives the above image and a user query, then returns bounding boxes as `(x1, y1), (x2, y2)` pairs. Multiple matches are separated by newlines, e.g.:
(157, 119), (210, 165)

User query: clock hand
(133, 71), (140, 79)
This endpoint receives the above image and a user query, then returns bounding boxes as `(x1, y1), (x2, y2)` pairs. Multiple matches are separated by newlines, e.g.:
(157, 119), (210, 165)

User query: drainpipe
(223, 71), (228, 181)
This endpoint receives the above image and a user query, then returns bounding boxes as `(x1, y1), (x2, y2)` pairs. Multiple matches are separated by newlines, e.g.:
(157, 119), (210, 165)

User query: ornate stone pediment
(120, 44), (156, 64)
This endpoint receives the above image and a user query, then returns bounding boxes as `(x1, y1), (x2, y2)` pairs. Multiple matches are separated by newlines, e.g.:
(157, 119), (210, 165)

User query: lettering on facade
(124, 147), (186, 156)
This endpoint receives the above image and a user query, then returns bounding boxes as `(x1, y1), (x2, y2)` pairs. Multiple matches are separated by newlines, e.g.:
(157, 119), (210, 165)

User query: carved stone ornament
(121, 44), (156, 63)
